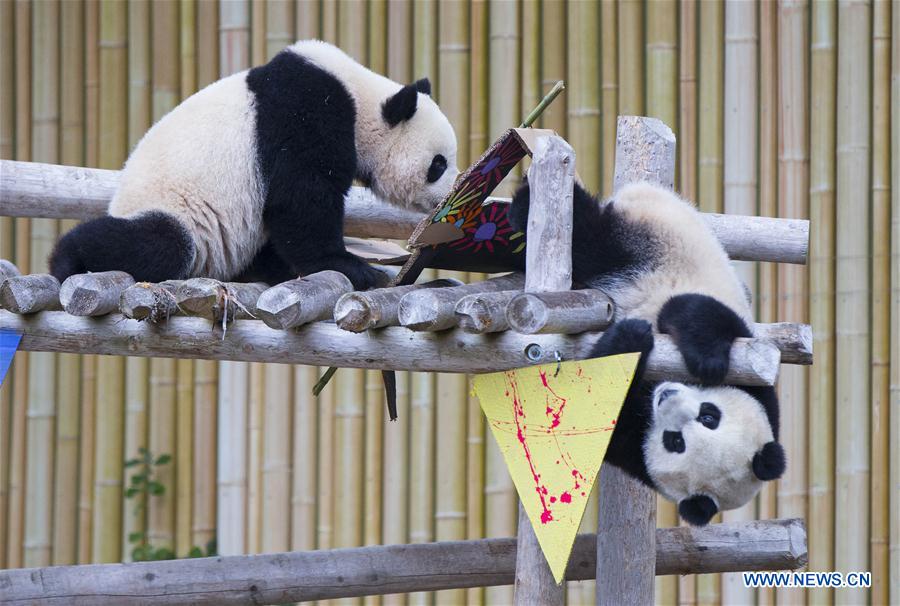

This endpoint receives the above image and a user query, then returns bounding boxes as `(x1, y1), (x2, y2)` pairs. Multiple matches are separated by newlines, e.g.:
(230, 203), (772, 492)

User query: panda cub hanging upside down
(510, 180), (786, 526)
(50, 40), (459, 289)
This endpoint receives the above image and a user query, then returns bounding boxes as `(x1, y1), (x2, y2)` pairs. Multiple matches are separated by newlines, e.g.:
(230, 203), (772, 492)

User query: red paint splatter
(539, 369), (568, 430)
(550, 496), (557, 503)
(507, 372), (554, 524)
(560, 492), (572, 503)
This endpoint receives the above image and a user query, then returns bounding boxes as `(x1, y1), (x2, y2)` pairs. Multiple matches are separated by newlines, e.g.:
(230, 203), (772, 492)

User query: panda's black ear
(752, 441), (786, 481)
(678, 495), (718, 526)
(382, 84), (419, 126)
(414, 78), (431, 96)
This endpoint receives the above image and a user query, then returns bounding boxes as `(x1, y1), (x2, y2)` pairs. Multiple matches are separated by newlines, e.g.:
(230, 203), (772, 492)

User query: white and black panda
(509, 180), (786, 525)
(49, 40), (459, 289)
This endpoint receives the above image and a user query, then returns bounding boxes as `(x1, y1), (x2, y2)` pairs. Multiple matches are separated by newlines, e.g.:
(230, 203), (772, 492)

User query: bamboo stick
(321, 0), (336, 44)
(721, 1), (759, 602)
(408, 367), (435, 606)
(215, 352), (249, 558)
(266, 0), (294, 60)
(380, 368), (409, 606)
(567, 0), (600, 193)
(261, 364), (292, 553)
(679, 0), (697, 205)
(0, 0), (14, 166)
(756, 3), (779, 601)
(128, 0), (151, 148)
(196, 0), (219, 88)
(617, 0), (643, 117)
(334, 367), (365, 606)
(807, 2), (837, 604)
(251, 0), (266, 66)
(466, 366), (486, 605)
(599, 0), (617, 196)
(487, 0), (518, 202)
(23, 0), (60, 569)
(148, 358), (177, 556)
(179, 0), (196, 97)
(175, 356), (194, 556)
(870, 2), (892, 603)
(438, 0), (470, 169)
(192, 359), (217, 554)
(540, 0), (566, 135)
(889, 3), (900, 603)
(363, 365), (384, 606)
(15, 0), (31, 164)
(121, 357), (149, 563)
(84, 0), (99, 169)
(368, 0), (386, 75)
(295, 0), (321, 40)
(468, 0), (488, 173)
(835, 2), (872, 604)
(317, 379), (335, 550)
(519, 0), (538, 138)
(245, 362), (264, 554)
(696, 8), (723, 604)
(291, 365), (318, 552)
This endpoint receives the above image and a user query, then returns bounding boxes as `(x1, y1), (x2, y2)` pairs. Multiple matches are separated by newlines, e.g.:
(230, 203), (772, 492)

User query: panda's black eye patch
(427, 154), (447, 183)
(663, 430), (685, 453)
(697, 402), (721, 429)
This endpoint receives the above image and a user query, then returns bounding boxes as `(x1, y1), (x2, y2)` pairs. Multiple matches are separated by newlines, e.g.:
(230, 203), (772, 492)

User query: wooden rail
(0, 519), (807, 605)
(0, 158), (810, 264)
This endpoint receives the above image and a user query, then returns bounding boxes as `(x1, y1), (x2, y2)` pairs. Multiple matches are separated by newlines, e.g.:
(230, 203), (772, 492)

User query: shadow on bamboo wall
(0, 1), (897, 605)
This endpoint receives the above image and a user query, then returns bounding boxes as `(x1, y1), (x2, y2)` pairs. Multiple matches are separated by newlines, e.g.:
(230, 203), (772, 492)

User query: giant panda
(509, 180), (786, 525)
(49, 40), (459, 289)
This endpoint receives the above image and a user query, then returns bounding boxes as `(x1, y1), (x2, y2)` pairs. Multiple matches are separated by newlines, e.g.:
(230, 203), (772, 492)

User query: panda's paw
(591, 318), (654, 357)
(681, 345), (730, 385)
(305, 254), (389, 291)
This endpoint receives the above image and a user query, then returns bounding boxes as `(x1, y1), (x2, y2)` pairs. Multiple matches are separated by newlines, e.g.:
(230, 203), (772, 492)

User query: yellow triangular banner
(473, 353), (639, 583)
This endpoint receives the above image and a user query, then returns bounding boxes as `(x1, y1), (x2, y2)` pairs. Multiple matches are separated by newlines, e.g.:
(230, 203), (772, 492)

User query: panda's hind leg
(657, 293), (753, 384)
(49, 212), (195, 283)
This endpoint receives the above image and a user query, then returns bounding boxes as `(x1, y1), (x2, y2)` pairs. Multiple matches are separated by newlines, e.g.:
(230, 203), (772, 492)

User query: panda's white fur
(643, 381), (774, 511)
(52, 40), (459, 286)
(601, 182), (753, 328)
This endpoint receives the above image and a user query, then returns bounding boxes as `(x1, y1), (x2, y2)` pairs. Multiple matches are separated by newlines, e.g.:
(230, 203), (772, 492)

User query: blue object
(0, 330), (23, 386)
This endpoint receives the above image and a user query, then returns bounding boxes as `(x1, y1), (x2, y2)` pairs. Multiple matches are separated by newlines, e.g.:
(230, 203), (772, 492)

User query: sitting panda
(509, 180), (786, 525)
(49, 40), (458, 289)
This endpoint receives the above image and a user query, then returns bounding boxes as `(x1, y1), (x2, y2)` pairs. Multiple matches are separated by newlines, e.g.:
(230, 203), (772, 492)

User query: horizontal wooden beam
(0, 310), (783, 384)
(0, 519), (806, 605)
(1, 160), (809, 264)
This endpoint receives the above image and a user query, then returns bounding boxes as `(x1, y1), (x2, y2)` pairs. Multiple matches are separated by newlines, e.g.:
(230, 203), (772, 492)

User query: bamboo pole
(540, 0), (566, 137)
(599, 0), (617, 196)
(363, 367), (383, 603)
(408, 366), (436, 606)
(196, 0), (219, 88)
(617, 0), (643, 117)
(889, 5), (900, 601)
(192, 359), (217, 553)
(721, 1), (760, 603)
(434, 271), (470, 606)
(696, 6), (723, 601)
(566, 0), (600, 194)
(317, 379), (335, 551)
(381, 369), (409, 606)
(438, 0), (470, 169)
(755, 2), (779, 604)
(179, 0), (196, 97)
(261, 364), (292, 553)
(468, 0), (488, 171)
(835, 2), (872, 604)
(466, 366), (485, 606)
(148, 358), (177, 555)
(808, 3), (837, 604)
(216, 0), (251, 558)
(23, 0), (60, 569)
(291, 365), (318, 552)
(321, 0), (336, 44)
(0, 12), (12, 539)
(251, 0), (265, 66)
(334, 368), (365, 606)
(53, 0), (84, 568)
(386, 0), (411, 83)
(122, 356), (149, 562)
(520, 0), (538, 140)
(266, 0), (294, 60)
(245, 363), (264, 554)
(870, 1), (892, 603)
(368, 0), (386, 74)
(487, 0), (519, 202)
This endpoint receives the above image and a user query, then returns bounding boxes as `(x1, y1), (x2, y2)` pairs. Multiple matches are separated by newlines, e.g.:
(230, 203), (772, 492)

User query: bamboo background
(0, 1), (898, 605)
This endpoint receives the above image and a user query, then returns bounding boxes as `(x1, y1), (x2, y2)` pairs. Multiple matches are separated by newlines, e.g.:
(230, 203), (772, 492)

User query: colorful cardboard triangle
(472, 353), (639, 583)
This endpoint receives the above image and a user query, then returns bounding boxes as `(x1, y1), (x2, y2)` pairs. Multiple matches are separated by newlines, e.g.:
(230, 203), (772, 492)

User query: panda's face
(643, 381), (776, 516)
(366, 83), (459, 212)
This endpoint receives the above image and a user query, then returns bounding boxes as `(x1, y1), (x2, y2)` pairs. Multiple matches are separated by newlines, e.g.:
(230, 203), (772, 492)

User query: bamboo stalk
(599, 0), (617, 196)
(251, 0), (266, 66)
(466, 364), (485, 605)
(408, 368), (435, 606)
(364, 366), (384, 606)
(334, 368), (365, 606)
(179, 0), (196, 98)
(438, 0), (470, 169)
(434, 270), (469, 606)
(468, 0), (487, 172)
(175, 357), (193, 556)
(321, 0), (336, 44)
(567, 0), (600, 192)
(0, 0), (14, 164)
(755, 2), (779, 603)
(266, 0), (294, 61)
(870, 1), (892, 603)
(261, 364), (292, 553)
(487, 0), (518, 201)
(381, 368), (409, 606)
(368, 0), (386, 75)
(617, 0), (643, 117)
(835, 2), (872, 605)
(148, 359), (177, 555)
(128, 0), (151, 148)
(196, 0), (219, 88)
(678, 0), (697, 203)
(295, 0), (321, 40)
(291, 365), (318, 552)
(520, 0), (539, 136)
(317, 379), (335, 550)
(245, 363), (264, 554)
(192, 359), (217, 553)
(889, 3), (900, 603)
(540, 0), (566, 136)
(121, 358), (148, 562)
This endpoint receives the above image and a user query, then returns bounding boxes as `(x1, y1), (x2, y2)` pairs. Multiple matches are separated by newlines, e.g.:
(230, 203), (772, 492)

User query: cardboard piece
(472, 353), (640, 583)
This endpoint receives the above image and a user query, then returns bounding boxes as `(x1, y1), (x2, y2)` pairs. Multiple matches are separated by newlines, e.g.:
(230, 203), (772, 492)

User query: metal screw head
(524, 343), (544, 362)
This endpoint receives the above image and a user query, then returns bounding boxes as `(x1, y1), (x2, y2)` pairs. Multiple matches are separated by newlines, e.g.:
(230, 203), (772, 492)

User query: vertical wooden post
(596, 116), (675, 606)
(513, 135), (575, 604)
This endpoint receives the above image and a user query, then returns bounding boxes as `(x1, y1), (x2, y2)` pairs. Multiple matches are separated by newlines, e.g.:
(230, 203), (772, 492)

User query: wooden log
(515, 135), (575, 604)
(255, 271), (353, 330)
(0, 159), (810, 265)
(333, 278), (462, 333)
(0, 273), (61, 313)
(454, 290), (519, 334)
(175, 278), (267, 323)
(119, 281), (182, 322)
(398, 273), (525, 332)
(0, 311), (785, 383)
(0, 258), (21, 280)
(58, 271), (135, 316)
(506, 290), (615, 334)
(0, 519), (807, 605)
(597, 115), (675, 606)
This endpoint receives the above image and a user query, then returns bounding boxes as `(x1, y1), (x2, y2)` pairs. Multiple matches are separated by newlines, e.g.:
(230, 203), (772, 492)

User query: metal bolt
(524, 343), (543, 362)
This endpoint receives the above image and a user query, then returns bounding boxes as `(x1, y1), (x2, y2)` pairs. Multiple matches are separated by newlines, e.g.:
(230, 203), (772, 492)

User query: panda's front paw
(680, 343), (730, 385)
(302, 254), (389, 291)
(591, 319), (655, 358)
